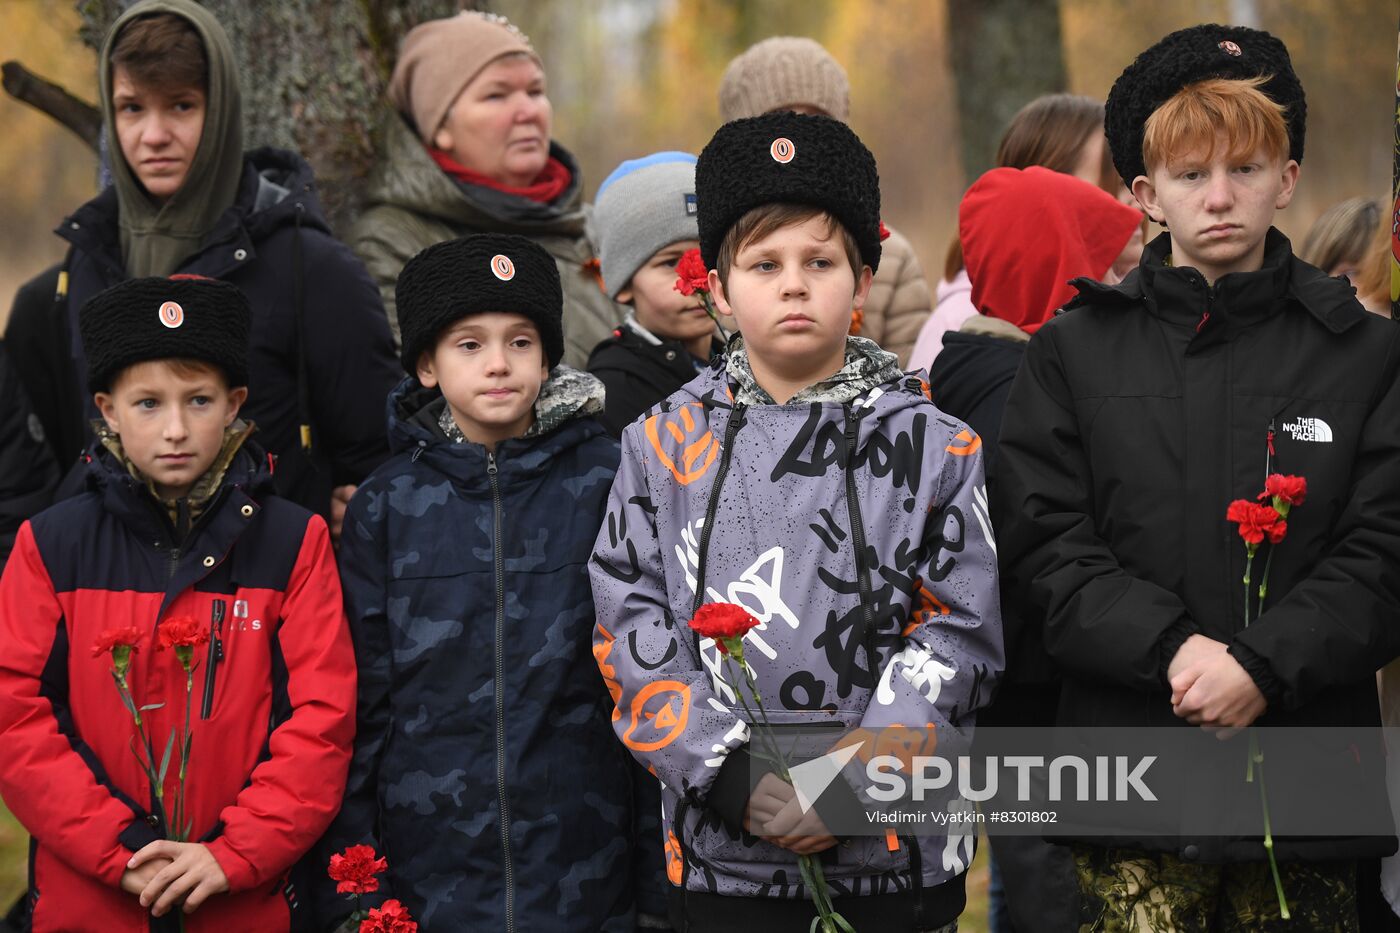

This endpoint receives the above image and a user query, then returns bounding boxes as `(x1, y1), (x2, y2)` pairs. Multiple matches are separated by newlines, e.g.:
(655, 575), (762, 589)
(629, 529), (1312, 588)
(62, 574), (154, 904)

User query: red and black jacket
(0, 440), (356, 932)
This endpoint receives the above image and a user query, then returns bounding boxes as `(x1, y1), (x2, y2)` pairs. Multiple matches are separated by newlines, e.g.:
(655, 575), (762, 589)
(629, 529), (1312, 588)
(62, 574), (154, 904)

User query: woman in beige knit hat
(350, 11), (619, 368)
(718, 36), (934, 367)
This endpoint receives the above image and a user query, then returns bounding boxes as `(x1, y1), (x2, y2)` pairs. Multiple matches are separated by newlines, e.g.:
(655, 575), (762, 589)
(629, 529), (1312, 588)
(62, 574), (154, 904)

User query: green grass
(962, 830), (991, 933)
(0, 804), (26, 912)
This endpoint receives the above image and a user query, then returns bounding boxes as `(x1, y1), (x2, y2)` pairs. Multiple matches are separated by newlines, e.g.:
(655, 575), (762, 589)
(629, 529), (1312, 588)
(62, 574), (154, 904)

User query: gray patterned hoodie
(589, 337), (1004, 928)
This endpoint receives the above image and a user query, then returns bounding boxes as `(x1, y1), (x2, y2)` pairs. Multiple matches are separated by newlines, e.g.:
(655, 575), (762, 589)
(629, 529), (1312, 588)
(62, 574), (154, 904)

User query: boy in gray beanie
(586, 151), (723, 437)
(719, 36), (932, 366)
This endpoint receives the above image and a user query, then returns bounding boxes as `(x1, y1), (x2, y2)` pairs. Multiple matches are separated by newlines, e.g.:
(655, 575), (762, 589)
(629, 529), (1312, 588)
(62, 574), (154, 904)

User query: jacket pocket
(683, 708), (911, 887)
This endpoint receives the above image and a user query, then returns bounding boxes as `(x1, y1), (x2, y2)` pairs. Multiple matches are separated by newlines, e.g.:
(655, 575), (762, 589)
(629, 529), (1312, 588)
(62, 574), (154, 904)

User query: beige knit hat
(718, 36), (850, 123)
(388, 11), (540, 143)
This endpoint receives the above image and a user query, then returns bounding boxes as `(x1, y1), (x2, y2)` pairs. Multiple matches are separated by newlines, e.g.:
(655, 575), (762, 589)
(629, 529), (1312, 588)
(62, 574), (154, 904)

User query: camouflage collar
(94, 418), (256, 526)
(725, 335), (902, 406)
(435, 365), (605, 444)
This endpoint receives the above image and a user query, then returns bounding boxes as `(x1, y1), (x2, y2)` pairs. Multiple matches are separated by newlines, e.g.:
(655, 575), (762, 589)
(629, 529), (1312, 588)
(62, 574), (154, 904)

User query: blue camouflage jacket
(316, 369), (633, 932)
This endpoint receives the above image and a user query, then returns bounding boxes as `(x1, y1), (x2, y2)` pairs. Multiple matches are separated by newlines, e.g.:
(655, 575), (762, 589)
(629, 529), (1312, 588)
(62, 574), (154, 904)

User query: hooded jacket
(589, 338), (1004, 932)
(98, 0), (245, 279)
(930, 168), (1141, 722)
(0, 433), (355, 933)
(7, 147), (401, 519)
(349, 114), (621, 368)
(316, 369), (633, 932)
(995, 229), (1400, 861)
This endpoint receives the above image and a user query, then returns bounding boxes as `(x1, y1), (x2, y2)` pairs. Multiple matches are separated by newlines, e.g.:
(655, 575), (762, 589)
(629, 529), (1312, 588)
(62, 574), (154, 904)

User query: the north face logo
(1281, 417), (1333, 443)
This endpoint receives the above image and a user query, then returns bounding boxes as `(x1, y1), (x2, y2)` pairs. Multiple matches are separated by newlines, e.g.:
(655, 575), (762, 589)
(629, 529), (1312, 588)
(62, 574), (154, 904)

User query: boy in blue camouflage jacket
(318, 234), (633, 931)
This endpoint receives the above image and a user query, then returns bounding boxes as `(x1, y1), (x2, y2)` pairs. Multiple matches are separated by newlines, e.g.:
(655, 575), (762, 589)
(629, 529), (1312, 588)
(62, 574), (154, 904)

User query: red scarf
(429, 147), (572, 204)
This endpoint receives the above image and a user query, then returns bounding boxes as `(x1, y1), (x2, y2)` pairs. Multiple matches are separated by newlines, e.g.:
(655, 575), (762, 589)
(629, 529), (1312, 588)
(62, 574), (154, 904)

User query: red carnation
(329, 844), (389, 896)
(157, 615), (208, 651)
(360, 899), (417, 933)
(688, 603), (761, 654)
(879, 220), (891, 242)
(1226, 500), (1286, 546)
(92, 625), (142, 658)
(674, 248), (711, 297)
(1260, 474), (1307, 508)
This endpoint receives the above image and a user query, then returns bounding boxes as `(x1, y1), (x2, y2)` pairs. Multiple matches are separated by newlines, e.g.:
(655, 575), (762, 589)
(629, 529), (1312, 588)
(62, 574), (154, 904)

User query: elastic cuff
(118, 815), (161, 854)
(1227, 643), (1285, 708)
(1158, 618), (1200, 688)
(705, 746), (774, 838)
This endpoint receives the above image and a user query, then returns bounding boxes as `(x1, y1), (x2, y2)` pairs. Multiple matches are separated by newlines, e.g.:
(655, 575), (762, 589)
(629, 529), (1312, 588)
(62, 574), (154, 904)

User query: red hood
(961, 166), (1143, 333)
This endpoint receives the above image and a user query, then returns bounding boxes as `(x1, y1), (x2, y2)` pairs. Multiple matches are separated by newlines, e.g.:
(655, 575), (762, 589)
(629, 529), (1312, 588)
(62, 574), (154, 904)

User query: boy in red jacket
(0, 276), (356, 932)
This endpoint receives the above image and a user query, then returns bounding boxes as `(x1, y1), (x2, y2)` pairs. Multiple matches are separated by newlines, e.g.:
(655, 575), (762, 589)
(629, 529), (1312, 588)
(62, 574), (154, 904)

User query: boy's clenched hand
(120, 855), (172, 895)
(1171, 651), (1267, 738)
(745, 772), (837, 855)
(128, 840), (229, 917)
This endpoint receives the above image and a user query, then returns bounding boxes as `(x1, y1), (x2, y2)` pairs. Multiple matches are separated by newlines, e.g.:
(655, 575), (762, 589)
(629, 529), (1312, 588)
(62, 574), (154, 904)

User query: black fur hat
(80, 275), (250, 392)
(397, 234), (565, 374)
(695, 111), (882, 273)
(1105, 23), (1305, 184)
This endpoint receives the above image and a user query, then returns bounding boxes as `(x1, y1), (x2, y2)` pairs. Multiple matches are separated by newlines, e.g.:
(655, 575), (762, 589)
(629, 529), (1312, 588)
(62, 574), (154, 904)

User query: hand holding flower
(1166, 633), (1227, 690)
(765, 795), (839, 855)
(129, 840), (228, 917)
(1171, 650), (1266, 737)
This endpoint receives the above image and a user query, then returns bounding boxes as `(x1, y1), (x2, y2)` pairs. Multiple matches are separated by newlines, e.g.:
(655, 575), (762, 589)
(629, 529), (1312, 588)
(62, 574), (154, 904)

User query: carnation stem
(1255, 749), (1291, 919)
(1257, 547), (1275, 604)
(718, 642), (853, 932)
(1246, 538), (1286, 917)
(1242, 550), (1254, 628)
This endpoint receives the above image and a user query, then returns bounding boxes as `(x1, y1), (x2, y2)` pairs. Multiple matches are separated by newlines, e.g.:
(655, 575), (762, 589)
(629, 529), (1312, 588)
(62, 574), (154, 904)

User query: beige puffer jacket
(861, 224), (933, 366)
(350, 114), (620, 369)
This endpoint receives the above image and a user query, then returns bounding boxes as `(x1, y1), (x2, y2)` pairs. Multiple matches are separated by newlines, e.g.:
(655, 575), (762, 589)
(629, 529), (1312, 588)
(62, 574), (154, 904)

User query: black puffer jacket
(6, 148), (401, 518)
(995, 230), (1400, 861)
(928, 323), (1058, 728)
(587, 323), (720, 437)
(0, 340), (59, 573)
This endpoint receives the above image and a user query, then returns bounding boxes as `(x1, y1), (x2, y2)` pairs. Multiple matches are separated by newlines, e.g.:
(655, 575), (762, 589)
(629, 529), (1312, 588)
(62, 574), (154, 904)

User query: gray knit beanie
(719, 36), (850, 123)
(589, 152), (699, 300)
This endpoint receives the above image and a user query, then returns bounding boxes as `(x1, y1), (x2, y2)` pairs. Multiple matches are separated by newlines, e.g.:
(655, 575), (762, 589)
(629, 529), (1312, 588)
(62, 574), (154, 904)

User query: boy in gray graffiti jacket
(588, 111), (1005, 933)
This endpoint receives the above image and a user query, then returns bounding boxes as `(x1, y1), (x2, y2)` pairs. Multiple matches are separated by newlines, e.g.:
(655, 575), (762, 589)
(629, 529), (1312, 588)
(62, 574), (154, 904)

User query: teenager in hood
(352, 11), (621, 369)
(928, 165), (1141, 933)
(4, 0), (400, 533)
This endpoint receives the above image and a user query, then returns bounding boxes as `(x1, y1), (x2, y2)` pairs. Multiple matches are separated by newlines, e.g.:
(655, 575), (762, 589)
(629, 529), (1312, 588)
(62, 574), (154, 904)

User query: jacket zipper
(842, 406), (879, 668)
(163, 498), (192, 583)
(901, 833), (925, 923)
(690, 404), (747, 615)
(487, 451), (515, 932)
(200, 599), (226, 720)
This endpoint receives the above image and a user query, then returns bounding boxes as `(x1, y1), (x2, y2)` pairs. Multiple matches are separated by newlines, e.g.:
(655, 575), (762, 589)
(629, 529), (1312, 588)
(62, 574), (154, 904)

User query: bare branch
(2, 61), (102, 151)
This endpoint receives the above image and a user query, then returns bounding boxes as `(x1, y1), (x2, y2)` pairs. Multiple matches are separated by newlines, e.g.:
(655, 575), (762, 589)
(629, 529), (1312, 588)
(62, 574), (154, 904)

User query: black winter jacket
(995, 231), (1400, 861)
(587, 324), (719, 437)
(5, 148), (401, 518)
(0, 340), (59, 573)
(929, 327), (1059, 727)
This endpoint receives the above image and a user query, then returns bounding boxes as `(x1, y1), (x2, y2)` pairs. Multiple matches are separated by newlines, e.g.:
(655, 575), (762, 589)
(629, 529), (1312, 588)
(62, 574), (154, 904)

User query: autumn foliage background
(0, 0), (1396, 924)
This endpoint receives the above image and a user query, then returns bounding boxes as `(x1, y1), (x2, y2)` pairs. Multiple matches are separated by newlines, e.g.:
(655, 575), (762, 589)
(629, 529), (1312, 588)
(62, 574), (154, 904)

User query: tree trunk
(945, 0), (1067, 181)
(73, 0), (482, 233)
